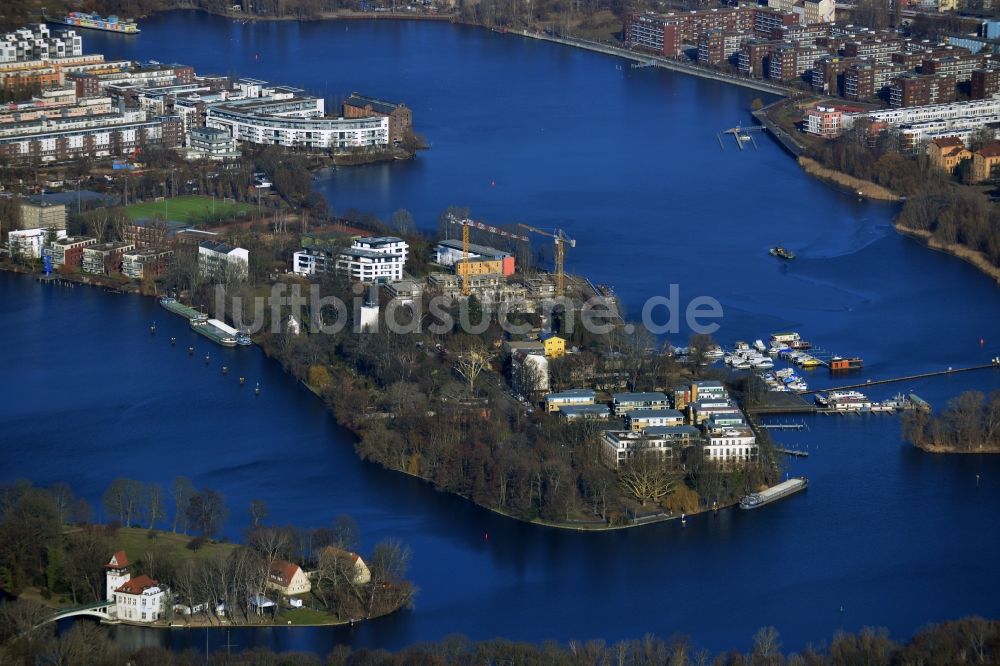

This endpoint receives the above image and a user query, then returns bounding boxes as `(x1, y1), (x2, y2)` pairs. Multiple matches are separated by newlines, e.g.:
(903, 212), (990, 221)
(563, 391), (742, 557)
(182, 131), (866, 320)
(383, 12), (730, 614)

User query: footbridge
(41, 600), (117, 625)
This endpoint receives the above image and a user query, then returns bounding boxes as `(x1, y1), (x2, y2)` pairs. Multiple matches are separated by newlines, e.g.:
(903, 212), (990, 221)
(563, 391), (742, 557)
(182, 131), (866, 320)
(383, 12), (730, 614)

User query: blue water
(2, 10), (998, 656)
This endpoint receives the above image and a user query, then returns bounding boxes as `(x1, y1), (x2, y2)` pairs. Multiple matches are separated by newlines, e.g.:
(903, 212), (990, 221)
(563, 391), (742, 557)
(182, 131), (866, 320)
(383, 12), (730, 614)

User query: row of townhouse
(541, 380), (758, 469)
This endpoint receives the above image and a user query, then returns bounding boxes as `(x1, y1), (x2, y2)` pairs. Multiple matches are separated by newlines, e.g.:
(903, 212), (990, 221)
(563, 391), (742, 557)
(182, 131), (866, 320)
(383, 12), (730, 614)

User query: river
(2, 10), (999, 656)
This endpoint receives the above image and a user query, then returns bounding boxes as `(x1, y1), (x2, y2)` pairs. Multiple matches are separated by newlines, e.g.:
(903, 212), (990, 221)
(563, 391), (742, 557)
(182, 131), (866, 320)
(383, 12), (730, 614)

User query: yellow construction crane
(518, 224), (576, 298)
(447, 214), (529, 295)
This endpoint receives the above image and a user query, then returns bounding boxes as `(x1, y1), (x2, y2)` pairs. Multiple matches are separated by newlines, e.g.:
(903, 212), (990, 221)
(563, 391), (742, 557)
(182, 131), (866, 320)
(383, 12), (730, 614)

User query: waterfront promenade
(519, 31), (793, 97)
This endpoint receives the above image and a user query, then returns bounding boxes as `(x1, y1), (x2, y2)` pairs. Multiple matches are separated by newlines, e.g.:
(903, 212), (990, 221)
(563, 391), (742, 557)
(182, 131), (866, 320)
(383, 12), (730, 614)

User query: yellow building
(927, 137), (971, 174)
(20, 201), (67, 230)
(971, 142), (1000, 183)
(455, 257), (503, 276)
(541, 334), (566, 358)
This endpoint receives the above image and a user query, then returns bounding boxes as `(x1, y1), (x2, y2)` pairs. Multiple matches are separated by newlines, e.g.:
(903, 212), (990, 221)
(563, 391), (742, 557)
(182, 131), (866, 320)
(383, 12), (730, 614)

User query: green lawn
(282, 605), (343, 625)
(115, 527), (238, 563)
(125, 195), (255, 224)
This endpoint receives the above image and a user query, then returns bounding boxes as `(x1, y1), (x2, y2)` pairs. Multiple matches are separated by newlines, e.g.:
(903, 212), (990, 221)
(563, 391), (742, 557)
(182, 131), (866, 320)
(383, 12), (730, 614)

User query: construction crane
(447, 214), (529, 295)
(518, 224), (576, 298)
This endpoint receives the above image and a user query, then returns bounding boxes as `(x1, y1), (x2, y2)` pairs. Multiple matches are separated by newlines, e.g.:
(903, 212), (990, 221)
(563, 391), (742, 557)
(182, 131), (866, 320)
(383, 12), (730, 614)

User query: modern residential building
(601, 426), (698, 469)
(20, 200), (66, 229)
(697, 30), (746, 66)
(45, 235), (96, 267)
(122, 248), (173, 279)
(610, 391), (670, 416)
(559, 405), (611, 420)
(889, 73), (957, 108)
(971, 68), (1000, 99)
(81, 241), (135, 274)
(703, 428), (758, 464)
(186, 125), (240, 160)
(206, 86), (389, 152)
(804, 105), (844, 138)
(335, 236), (408, 283)
(198, 241), (249, 281)
(342, 93), (413, 145)
(8, 228), (66, 259)
(544, 388), (596, 413)
(626, 409), (684, 431)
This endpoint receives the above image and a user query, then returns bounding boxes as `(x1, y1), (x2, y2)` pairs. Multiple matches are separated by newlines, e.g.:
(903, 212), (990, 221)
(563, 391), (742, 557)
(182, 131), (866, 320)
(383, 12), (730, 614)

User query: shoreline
(797, 157), (902, 202)
(894, 224), (1000, 286)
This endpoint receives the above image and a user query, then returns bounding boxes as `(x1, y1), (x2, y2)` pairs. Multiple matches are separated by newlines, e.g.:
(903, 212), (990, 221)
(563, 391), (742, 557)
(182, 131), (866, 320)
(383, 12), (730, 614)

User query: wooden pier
(717, 124), (766, 151)
(758, 422), (808, 430)
(799, 362), (999, 395)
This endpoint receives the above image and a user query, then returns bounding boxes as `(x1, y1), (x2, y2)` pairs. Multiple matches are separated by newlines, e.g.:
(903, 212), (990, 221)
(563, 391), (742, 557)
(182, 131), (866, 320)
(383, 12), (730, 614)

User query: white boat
(703, 346), (725, 359)
(733, 360), (753, 370)
(774, 368), (795, 379)
(753, 339), (767, 352)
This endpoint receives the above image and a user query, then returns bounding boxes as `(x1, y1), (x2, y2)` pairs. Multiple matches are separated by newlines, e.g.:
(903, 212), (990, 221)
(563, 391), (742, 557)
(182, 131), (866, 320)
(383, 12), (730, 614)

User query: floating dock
(740, 477), (808, 510)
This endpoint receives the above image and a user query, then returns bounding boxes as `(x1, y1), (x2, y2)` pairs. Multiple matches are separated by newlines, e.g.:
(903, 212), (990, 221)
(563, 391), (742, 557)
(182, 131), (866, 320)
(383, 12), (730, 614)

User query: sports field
(125, 195), (254, 224)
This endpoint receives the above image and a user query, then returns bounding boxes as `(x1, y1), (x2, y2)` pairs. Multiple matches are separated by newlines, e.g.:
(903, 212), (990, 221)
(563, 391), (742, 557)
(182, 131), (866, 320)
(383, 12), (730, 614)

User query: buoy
(222, 366), (228, 375)
(188, 347), (194, 355)
(150, 323), (156, 334)
(170, 337), (176, 345)
(491, 180), (496, 187)
(839, 605), (845, 613)
(255, 382), (261, 396)
(484, 532), (488, 542)
(981, 337), (986, 346)
(240, 377), (246, 386)
(205, 353), (210, 363)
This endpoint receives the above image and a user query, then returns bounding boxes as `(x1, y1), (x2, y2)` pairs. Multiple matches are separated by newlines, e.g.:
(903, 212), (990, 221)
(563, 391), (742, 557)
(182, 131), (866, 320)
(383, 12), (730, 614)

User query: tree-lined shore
(2, 610), (999, 665)
(0, 479), (415, 629)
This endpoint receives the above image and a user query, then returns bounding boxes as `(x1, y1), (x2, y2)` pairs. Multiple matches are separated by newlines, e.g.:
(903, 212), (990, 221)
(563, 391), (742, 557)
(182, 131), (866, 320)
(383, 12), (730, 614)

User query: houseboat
(51, 12), (140, 33)
(829, 356), (864, 371)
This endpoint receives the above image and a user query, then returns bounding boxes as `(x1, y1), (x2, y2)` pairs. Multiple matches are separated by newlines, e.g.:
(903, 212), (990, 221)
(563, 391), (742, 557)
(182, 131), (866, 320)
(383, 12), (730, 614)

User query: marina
(739, 477), (808, 510)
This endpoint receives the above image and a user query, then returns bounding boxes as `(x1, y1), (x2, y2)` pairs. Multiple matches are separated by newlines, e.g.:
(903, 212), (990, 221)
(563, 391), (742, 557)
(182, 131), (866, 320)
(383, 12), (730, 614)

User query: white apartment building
(704, 428), (758, 464)
(198, 241), (249, 281)
(8, 228), (66, 259)
(0, 25), (83, 63)
(335, 237), (408, 283)
(844, 97), (1000, 151)
(602, 426), (699, 469)
(206, 90), (389, 151)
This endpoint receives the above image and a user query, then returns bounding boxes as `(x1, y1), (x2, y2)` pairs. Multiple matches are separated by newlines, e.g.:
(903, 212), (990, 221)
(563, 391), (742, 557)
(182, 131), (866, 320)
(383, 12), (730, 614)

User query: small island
(903, 390), (1000, 454)
(0, 479), (414, 629)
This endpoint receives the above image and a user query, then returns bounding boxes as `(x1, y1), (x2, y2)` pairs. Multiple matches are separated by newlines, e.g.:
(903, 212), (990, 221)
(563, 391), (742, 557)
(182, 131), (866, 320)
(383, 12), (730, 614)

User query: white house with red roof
(105, 550), (167, 623)
(267, 559), (311, 596)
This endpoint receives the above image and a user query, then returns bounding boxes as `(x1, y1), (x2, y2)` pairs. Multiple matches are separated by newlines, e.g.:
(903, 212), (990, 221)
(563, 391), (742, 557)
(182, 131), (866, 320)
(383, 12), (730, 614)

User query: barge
(159, 297), (207, 323)
(50, 12), (140, 33)
(191, 318), (238, 347)
(740, 477), (808, 510)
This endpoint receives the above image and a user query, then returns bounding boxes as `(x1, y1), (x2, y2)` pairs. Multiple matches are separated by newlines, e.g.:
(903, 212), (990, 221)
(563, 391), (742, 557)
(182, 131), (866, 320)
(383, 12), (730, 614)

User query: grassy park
(125, 195), (255, 225)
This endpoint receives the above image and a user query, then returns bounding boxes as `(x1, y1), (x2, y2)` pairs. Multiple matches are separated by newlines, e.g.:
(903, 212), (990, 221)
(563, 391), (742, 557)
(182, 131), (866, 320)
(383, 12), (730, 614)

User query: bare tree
(249, 500), (268, 528)
(617, 449), (680, 507)
(453, 342), (493, 393)
(171, 477), (195, 534)
(143, 483), (165, 530)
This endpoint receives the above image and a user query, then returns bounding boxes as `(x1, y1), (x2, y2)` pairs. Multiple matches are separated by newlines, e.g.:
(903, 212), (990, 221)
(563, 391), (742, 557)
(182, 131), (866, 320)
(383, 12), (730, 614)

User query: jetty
(778, 449), (809, 457)
(799, 363), (999, 395)
(520, 31), (791, 96)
